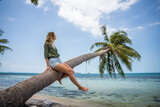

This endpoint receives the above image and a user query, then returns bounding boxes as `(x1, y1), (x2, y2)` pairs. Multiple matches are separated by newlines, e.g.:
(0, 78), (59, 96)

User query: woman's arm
(44, 43), (51, 71)
(45, 59), (50, 67)
(45, 58), (51, 71)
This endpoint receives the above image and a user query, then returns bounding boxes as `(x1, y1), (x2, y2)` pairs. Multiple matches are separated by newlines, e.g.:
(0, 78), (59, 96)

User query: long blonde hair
(44, 32), (56, 44)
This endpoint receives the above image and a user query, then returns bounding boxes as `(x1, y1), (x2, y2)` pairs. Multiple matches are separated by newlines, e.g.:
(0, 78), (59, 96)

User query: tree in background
(90, 25), (141, 79)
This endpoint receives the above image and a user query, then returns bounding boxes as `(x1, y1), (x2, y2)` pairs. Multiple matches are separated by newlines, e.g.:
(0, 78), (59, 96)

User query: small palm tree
(90, 25), (141, 79)
(0, 29), (12, 65)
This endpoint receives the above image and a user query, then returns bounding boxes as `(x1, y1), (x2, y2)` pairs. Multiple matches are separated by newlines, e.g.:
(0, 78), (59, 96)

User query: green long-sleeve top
(44, 42), (60, 59)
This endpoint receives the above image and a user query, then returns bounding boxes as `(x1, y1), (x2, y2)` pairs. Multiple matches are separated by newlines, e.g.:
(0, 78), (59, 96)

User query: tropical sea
(0, 72), (160, 107)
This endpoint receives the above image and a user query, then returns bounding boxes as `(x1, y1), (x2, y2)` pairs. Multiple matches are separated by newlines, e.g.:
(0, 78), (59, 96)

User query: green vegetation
(0, 29), (12, 66)
(90, 25), (141, 79)
(31, 0), (38, 6)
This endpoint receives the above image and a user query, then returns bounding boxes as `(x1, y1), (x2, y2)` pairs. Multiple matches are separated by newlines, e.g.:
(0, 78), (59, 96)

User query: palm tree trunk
(0, 48), (109, 107)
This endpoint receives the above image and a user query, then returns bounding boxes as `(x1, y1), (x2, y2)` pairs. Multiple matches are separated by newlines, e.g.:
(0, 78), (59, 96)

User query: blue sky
(0, 0), (160, 74)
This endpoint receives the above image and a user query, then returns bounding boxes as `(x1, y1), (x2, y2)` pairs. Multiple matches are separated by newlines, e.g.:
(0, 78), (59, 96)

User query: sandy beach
(28, 93), (107, 107)
(0, 87), (106, 107)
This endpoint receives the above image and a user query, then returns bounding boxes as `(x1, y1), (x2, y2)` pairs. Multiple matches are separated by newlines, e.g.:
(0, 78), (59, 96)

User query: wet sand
(0, 87), (106, 107)
(29, 93), (107, 107)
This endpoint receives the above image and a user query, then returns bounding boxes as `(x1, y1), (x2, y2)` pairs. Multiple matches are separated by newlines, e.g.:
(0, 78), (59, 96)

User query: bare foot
(78, 86), (89, 91)
(57, 79), (62, 85)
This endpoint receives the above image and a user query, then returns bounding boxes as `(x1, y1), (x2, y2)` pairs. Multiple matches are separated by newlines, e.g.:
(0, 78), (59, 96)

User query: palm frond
(118, 45), (141, 61)
(113, 56), (125, 79)
(109, 44), (116, 58)
(94, 47), (103, 53)
(31, 0), (38, 6)
(99, 56), (107, 78)
(90, 42), (107, 50)
(101, 25), (109, 42)
(0, 39), (9, 44)
(0, 29), (4, 36)
(110, 31), (132, 45)
(111, 56), (116, 79)
(0, 45), (13, 55)
(106, 51), (112, 78)
(114, 47), (132, 71)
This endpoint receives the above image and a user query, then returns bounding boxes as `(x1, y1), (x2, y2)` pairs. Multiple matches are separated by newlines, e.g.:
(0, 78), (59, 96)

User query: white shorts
(49, 57), (63, 69)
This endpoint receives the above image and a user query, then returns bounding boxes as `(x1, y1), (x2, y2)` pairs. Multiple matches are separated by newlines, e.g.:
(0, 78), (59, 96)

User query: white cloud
(25, 0), (32, 4)
(44, 6), (50, 11)
(8, 17), (15, 21)
(149, 22), (160, 26)
(137, 26), (143, 30)
(119, 26), (145, 32)
(50, 0), (138, 37)
(105, 25), (117, 36)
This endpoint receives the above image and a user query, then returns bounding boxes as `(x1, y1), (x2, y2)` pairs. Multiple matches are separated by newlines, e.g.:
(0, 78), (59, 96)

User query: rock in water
(42, 99), (52, 107)
(25, 98), (44, 107)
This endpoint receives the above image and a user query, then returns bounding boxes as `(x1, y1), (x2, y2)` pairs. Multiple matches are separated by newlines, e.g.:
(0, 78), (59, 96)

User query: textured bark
(0, 49), (109, 107)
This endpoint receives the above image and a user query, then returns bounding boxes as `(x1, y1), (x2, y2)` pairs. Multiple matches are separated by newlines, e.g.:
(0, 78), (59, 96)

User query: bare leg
(56, 62), (74, 85)
(69, 73), (89, 91)
(53, 63), (89, 91)
(57, 73), (68, 85)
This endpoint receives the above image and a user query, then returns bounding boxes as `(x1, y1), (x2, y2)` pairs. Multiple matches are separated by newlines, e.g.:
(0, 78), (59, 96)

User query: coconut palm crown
(90, 25), (141, 79)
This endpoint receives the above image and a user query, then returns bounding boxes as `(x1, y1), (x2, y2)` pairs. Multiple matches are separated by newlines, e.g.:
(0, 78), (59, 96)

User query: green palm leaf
(0, 39), (9, 44)
(0, 45), (13, 55)
(90, 42), (107, 50)
(121, 45), (141, 61)
(113, 56), (125, 79)
(106, 51), (112, 78)
(110, 31), (132, 45)
(101, 25), (109, 42)
(0, 29), (12, 56)
(114, 46), (132, 71)
(0, 29), (4, 36)
(31, 0), (38, 6)
(99, 56), (107, 78)
(94, 47), (103, 53)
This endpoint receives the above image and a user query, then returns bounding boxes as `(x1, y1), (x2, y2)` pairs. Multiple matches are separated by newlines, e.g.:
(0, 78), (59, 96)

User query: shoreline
(0, 87), (106, 107)
(28, 93), (107, 107)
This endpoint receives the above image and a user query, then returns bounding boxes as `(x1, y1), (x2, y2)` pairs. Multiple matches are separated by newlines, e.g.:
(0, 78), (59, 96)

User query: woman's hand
(45, 66), (51, 71)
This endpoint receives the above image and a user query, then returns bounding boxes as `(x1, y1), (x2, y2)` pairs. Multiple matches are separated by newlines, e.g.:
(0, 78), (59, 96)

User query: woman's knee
(67, 68), (74, 75)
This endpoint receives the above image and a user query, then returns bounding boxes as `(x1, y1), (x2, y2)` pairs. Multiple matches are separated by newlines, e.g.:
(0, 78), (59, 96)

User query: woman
(44, 32), (89, 91)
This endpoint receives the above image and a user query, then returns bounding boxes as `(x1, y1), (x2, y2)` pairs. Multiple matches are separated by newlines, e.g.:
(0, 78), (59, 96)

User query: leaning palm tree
(0, 29), (12, 66)
(0, 48), (109, 106)
(89, 25), (141, 79)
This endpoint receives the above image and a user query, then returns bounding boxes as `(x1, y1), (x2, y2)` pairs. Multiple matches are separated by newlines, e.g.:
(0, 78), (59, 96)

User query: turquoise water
(0, 72), (160, 106)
